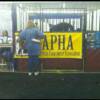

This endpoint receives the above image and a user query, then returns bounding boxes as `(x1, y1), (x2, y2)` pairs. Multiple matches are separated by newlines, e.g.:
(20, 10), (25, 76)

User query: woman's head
(26, 20), (35, 28)
(2, 30), (8, 36)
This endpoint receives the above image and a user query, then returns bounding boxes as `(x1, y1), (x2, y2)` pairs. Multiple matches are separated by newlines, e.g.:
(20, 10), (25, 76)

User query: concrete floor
(0, 72), (100, 99)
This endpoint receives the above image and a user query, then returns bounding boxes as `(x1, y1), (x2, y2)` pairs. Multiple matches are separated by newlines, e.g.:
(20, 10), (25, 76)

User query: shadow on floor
(0, 72), (100, 99)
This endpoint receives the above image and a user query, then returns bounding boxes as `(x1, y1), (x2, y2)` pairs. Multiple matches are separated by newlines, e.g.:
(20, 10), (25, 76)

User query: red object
(85, 48), (100, 72)
(17, 48), (100, 72)
(41, 58), (82, 70)
(18, 59), (28, 72)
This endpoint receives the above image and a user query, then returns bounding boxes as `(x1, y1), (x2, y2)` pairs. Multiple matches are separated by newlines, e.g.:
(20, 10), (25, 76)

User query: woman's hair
(2, 30), (8, 36)
(26, 20), (35, 29)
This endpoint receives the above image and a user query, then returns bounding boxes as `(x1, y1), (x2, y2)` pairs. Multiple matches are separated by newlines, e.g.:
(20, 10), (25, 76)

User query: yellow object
(40, 32), (82, 59)
(15, 32), (20, 36)
(14, 32), (82, 59)
(14, 55), (28, 58)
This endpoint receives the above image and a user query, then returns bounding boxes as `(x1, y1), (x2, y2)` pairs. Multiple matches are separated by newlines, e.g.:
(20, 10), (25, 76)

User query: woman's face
(2, 31), (8, 36)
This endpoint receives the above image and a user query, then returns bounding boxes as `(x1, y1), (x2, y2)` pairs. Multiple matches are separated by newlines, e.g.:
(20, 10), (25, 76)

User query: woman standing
(20, 20), (44, 76)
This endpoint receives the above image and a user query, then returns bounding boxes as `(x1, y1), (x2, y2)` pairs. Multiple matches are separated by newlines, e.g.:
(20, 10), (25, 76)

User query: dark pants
(0, 48), (13, 71)
(28, 55), (41, 73)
